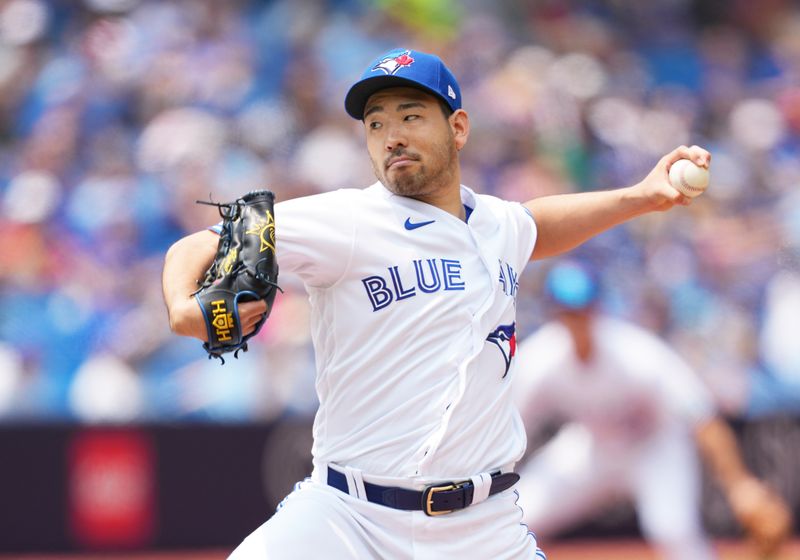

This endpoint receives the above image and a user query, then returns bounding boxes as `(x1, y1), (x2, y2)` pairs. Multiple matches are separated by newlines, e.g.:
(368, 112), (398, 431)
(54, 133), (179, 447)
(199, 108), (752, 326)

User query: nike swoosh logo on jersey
(404, 217), (435, 230)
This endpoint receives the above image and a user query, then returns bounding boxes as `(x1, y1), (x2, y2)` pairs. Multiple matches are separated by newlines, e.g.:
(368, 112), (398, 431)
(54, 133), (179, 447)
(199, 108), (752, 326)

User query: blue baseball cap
(544, 261), (600, 310)
(344, 48), (462, 120)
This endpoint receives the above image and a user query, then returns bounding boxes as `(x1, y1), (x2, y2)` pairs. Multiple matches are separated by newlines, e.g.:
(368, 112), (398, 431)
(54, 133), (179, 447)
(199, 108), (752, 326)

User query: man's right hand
(634, 144), (710, 212)
(238, 299), (269, 336)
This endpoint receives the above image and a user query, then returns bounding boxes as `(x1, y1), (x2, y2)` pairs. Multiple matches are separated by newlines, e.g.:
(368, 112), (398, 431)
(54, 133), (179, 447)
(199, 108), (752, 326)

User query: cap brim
(344, 75), (448, 120)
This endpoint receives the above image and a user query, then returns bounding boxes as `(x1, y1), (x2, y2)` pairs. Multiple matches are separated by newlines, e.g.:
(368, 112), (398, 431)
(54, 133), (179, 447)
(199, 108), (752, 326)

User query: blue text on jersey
(362, 258), (465, 311)
(498, 260), (519, 298)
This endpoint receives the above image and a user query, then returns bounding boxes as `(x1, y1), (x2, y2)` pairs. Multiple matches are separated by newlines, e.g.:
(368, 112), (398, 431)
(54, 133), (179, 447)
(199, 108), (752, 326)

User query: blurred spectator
(745, 270), (800, 418)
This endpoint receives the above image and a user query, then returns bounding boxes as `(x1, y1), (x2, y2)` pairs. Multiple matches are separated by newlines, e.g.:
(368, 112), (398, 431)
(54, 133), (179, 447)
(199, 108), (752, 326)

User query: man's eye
(404, 114), (419, 121)
(369, 121), (382, 129)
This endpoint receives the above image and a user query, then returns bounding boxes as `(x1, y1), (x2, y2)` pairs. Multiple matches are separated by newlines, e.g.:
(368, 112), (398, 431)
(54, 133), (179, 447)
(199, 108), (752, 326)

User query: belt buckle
(423, 481), (466, 516)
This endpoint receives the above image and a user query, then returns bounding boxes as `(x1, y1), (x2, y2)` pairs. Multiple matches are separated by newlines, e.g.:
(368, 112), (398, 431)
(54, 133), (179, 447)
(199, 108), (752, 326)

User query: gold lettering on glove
(245, 210), (276, 254)
(222, 248), (239, 275)
(210, 299), (233, 342)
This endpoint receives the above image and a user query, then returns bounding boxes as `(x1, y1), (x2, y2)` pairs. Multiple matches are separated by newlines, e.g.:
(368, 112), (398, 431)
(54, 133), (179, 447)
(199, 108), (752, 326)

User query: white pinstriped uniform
(229, 182), (546, 559)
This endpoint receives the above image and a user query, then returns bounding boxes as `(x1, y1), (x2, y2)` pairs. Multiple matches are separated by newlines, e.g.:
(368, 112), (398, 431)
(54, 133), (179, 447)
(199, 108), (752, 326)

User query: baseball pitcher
(162, 48), (710, 559)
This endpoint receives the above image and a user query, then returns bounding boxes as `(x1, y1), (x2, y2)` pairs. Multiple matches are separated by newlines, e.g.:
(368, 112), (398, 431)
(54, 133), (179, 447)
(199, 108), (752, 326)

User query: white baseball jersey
(275, 181), (536, 481)
(513, 316), (715, 447)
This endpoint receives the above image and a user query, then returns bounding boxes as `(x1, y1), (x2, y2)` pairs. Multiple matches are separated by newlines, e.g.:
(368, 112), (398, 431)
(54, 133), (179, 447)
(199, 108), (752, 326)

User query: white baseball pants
(229, 474), (545, 559)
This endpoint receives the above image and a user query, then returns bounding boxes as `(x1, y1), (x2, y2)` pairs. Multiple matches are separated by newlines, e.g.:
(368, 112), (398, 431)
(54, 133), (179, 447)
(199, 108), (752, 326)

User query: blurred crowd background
(0, 0), (799, 430)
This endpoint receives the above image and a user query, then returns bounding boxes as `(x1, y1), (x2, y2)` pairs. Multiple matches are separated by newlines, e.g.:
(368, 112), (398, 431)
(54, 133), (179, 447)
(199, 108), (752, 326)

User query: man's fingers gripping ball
(666, 144), (711, 168)
(664, 145), (711, 200)
(640, 145), (711, 210)
(669, 158), (710, 199)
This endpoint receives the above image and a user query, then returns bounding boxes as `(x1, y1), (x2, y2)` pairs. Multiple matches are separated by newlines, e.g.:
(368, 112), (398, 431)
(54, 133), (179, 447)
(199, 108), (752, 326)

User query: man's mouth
(386, 156), (418, 170)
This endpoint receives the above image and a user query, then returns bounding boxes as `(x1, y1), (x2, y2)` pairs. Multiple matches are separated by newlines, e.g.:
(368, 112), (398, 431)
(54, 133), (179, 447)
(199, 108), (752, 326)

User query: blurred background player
(513, 260), (793, 560)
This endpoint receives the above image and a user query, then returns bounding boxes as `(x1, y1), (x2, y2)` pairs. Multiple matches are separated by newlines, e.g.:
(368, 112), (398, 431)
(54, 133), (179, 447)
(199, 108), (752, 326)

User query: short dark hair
(437, 97), (454, 120)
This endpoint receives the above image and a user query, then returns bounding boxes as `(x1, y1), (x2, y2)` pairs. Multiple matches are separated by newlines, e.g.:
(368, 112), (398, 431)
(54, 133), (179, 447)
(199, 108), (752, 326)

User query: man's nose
(384, 123), (408, 151)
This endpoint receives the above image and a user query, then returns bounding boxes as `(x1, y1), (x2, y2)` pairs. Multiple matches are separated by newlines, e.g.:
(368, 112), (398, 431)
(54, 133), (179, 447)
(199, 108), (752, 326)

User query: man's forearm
(524, 145), (709, 261)
(162, 230), (218, 339)
(694, 417), (753, 491)
(525, 186), (655, 260)
(695, 417), (793, 554)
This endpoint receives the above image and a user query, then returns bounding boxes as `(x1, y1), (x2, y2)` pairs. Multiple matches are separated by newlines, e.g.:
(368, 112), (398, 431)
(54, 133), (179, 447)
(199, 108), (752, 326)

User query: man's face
(362, 87), (458, 198)
(555, 306), (595, 360)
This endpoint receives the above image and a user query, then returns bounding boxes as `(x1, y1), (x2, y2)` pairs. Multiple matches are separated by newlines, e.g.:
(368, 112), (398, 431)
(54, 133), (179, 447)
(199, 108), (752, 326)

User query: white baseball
(668, 159), (710, 198)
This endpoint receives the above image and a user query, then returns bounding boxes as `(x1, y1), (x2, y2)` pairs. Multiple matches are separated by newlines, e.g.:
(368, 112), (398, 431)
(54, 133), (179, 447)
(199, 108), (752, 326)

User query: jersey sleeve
(509, 201), (537, 268)
(275, 189), (357, 289)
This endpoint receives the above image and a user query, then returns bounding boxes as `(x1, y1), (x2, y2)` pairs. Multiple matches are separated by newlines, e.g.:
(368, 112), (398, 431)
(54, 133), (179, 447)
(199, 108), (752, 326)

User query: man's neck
(411, 181), (466, 221)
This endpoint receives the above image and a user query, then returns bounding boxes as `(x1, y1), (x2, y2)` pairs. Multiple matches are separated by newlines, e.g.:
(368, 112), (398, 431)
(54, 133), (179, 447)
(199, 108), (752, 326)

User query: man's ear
(450, 109), (470, 151)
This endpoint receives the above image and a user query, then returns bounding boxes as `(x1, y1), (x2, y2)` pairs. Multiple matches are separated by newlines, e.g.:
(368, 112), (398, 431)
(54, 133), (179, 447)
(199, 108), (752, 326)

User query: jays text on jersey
(275, 182), (537, 481)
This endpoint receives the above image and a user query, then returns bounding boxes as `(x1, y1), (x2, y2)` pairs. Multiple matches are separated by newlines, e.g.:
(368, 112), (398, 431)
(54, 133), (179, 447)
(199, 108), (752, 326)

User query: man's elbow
(167, 304), (190, 336)
(166, 299), (207, 341)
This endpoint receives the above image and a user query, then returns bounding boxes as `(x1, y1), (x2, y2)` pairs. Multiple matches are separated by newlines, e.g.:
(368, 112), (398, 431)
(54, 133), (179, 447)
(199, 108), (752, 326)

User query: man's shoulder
(278, 184), (380, 207)
(599, 316), (681, 371)
(599, 316), (661, 346)
(468, 187), (530, 216)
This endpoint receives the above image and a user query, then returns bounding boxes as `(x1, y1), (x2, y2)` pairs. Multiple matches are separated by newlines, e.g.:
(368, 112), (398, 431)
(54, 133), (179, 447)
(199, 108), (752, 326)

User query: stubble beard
(374, 134), (457, 198)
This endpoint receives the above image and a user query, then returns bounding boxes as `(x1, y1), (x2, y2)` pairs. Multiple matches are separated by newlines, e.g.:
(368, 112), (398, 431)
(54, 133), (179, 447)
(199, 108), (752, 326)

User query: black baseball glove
(193, 190), (280, 362)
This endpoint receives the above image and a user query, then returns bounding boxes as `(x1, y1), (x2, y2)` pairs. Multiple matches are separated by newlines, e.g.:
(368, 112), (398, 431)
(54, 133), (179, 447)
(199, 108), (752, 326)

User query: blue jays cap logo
(487, 322), (516, 378)
(345, 48), (460, 120)
(372, 50), (415, 76)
